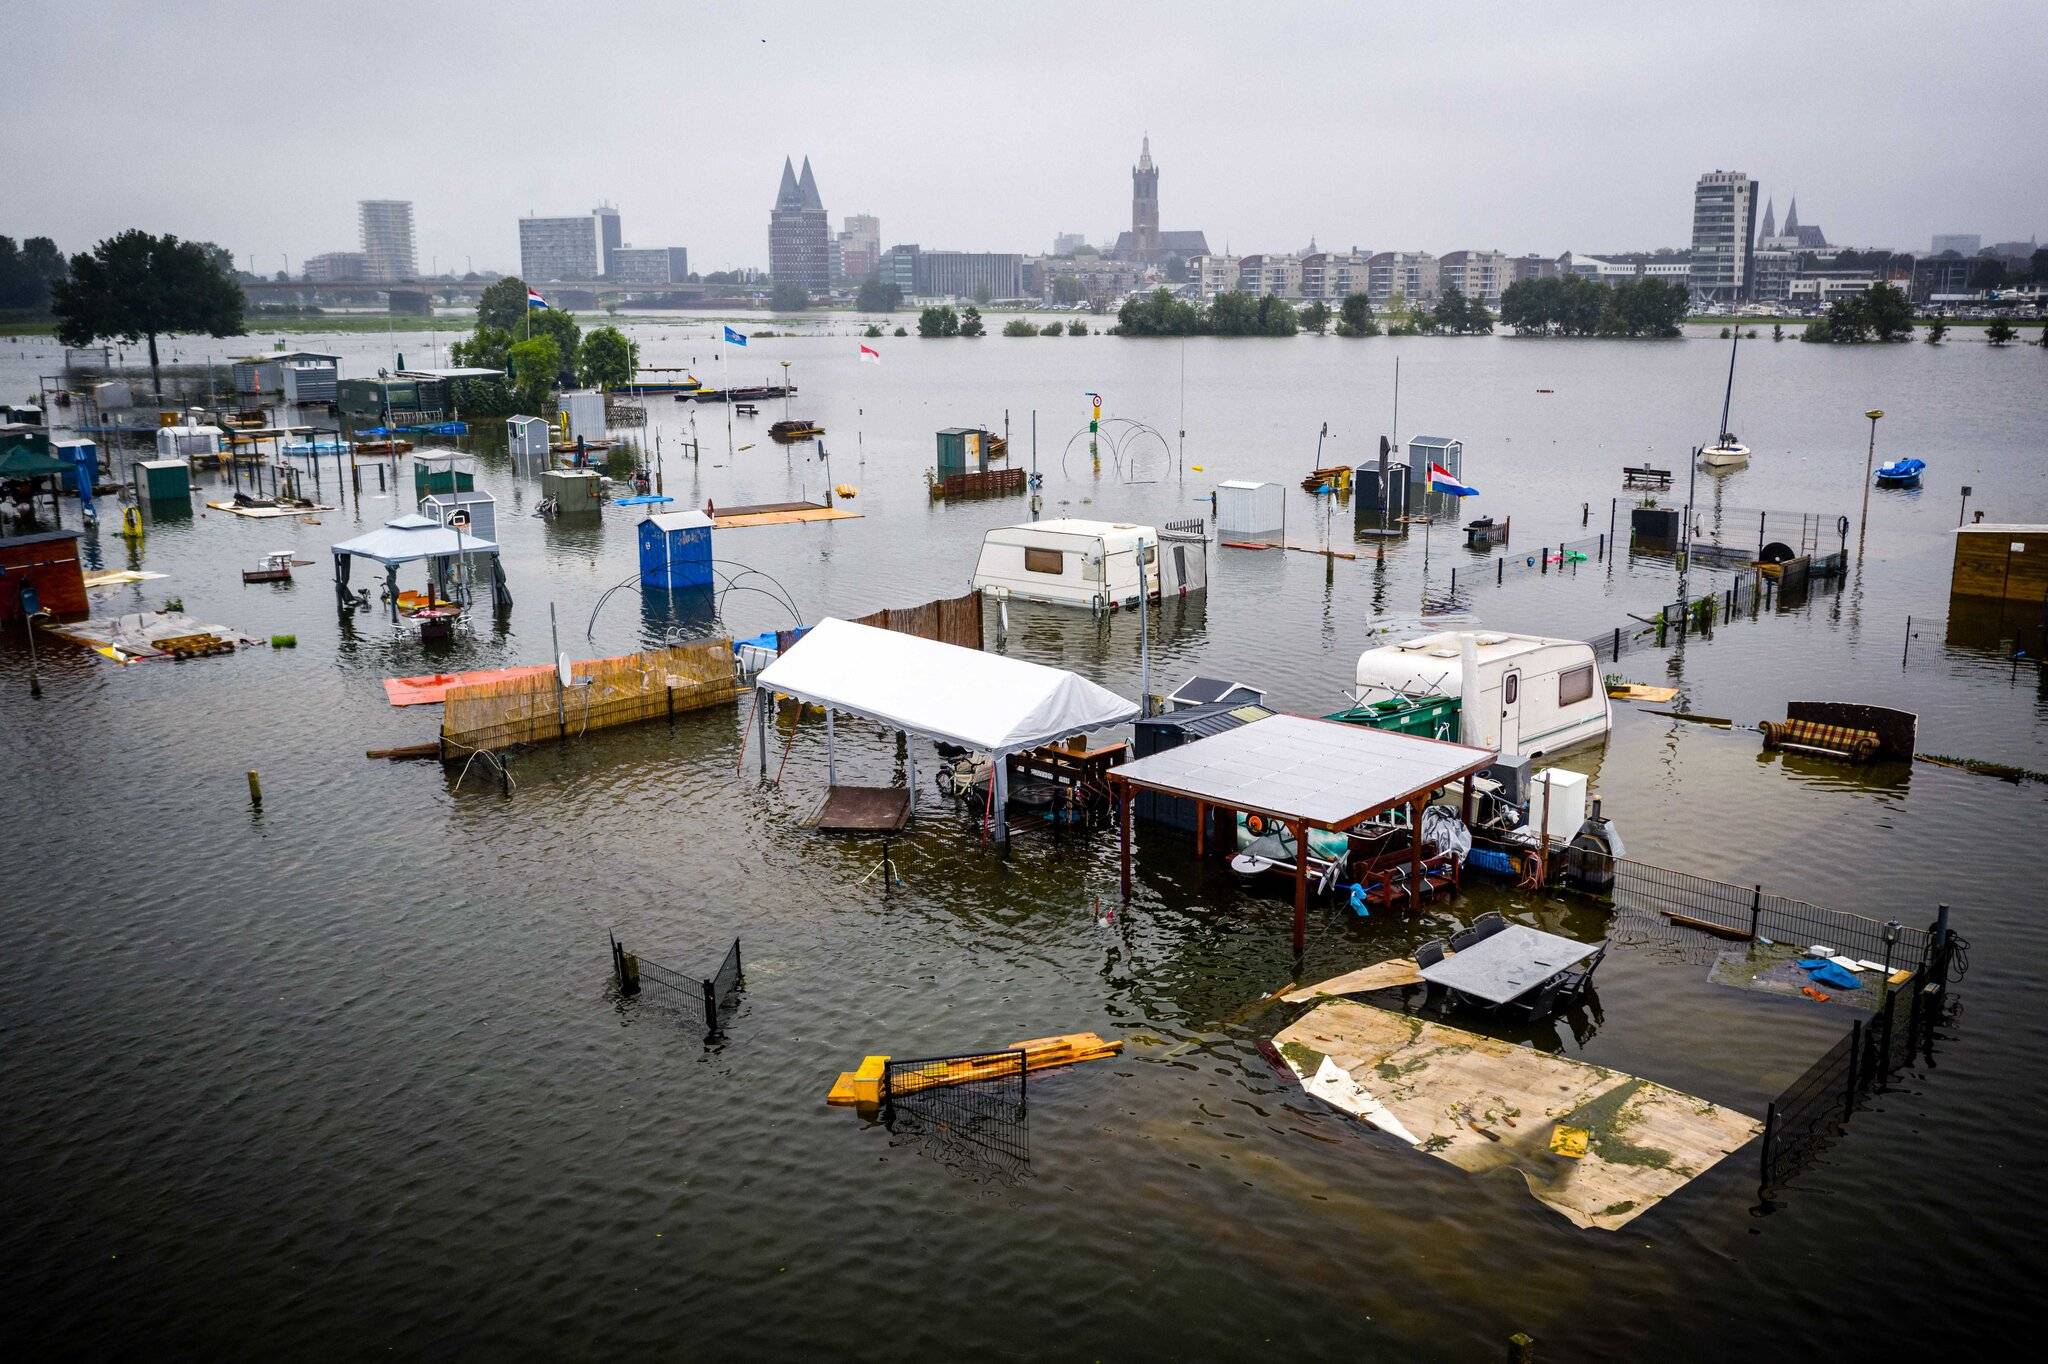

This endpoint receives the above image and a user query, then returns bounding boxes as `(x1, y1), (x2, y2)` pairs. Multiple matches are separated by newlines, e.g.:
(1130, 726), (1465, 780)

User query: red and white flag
(858, 343), (881, 364)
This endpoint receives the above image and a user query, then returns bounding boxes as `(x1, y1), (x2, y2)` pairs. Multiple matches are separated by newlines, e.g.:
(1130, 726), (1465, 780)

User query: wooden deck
(811, 784), (912, 832)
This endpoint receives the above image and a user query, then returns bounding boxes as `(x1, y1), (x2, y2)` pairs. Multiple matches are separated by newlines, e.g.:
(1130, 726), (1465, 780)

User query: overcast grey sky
(7, 0), (2044, 273)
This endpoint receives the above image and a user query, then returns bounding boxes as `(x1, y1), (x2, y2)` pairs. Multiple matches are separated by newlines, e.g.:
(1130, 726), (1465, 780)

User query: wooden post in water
(1508, 1333), (1537, 1364)
(1291, 818), (1310, 957)
(246, 770), (262, 808)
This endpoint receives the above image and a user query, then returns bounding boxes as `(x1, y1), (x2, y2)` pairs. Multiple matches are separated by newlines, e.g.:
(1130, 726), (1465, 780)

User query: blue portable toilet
(639, 510), (714, 589)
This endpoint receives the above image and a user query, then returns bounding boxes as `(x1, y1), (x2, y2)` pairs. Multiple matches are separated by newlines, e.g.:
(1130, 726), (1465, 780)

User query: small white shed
(1216, 479), (1285, 536)
(560, 390), (606, 445)
(154, 424), (224, 460)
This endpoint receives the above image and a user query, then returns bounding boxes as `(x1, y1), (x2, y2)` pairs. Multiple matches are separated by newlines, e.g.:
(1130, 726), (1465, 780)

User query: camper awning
(756, 616), (1137, 755)
(331, 514), (499, 566)
(1108, 712), (1495, 829)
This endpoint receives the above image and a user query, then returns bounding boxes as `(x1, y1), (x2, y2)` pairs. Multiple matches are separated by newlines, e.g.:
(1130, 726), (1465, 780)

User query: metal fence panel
(881, 1050), (1030, 1183)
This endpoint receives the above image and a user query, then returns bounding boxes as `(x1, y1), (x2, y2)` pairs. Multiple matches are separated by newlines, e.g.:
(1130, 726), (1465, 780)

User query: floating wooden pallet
(826, 1031), (1122, 1105)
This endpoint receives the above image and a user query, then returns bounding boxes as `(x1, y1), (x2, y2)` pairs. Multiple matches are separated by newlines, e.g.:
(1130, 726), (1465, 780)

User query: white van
(1353, 630), (1610, 757)
(972, 518), (1205, 611)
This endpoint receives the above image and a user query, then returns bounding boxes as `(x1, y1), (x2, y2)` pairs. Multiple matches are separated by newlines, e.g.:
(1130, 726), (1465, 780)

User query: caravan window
(1503, 674), (1519, 705)
(1558, 664), (1594, 706)
(1024, 547), (1063, 575)
(1142, 544), (1156, 565)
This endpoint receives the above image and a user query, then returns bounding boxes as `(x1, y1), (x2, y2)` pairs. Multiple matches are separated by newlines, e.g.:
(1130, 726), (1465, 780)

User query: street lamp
(781, 360), (791, 424)
(1859, 408), (1884, 536)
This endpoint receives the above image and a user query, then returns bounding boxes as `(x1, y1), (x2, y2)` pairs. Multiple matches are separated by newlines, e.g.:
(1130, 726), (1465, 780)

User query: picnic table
(1419, 925), (1600, 1005)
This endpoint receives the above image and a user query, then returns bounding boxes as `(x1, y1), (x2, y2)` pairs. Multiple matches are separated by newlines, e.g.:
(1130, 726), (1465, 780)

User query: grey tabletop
(1418, 925), (1601, 1005)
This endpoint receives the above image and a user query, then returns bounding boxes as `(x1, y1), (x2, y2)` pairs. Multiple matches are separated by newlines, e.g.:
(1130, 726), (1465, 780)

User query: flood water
(3, 321), (2045, 1358)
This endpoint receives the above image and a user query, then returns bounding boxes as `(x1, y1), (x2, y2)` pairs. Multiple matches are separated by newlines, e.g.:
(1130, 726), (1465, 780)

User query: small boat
(241, 550), (295, 584)
(770, 419), (824, 443)
(1875, 457), (1925, 488)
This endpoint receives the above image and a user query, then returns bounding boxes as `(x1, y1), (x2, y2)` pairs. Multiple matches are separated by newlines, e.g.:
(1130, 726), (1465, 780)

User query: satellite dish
(557, 652), (572, 687)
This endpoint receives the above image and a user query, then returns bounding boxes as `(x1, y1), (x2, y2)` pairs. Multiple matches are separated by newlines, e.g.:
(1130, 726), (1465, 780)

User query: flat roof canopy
(331, 514), (499, 566)
(1109, 712), (1496, 829)
(756, 616), (1137, 755)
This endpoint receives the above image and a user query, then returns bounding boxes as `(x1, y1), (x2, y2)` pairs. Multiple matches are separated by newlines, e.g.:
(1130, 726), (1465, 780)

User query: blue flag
(723, 325), (749, 347)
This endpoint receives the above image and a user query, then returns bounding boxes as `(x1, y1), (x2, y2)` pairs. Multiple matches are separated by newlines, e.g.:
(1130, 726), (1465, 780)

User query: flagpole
(721, 326), (734, 459)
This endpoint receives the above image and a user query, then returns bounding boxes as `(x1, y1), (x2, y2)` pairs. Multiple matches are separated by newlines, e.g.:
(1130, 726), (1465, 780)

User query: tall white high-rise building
(1689, 171), (1757, 305)
(357, 200), (418, 282)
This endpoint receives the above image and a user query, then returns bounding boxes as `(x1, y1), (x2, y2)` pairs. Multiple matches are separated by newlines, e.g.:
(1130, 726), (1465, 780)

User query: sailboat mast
(1717, 325), (1739, 440)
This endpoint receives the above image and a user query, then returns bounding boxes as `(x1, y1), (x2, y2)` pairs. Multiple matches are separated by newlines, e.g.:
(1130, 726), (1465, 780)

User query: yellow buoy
(1190, 464), (1204, 472)
(834, 483), (857, 499)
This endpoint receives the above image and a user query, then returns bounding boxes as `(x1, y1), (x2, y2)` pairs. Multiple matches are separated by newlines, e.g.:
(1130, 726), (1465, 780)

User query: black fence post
(1749, 885), (1762, 942)
(1497, 558), (1504, 586)
(1016, 1047), (1029, 1113)
(1451, 566), (1458, 595)
(1875, 994), (1896, 1089)
(1844, 1019), (1864, 1118)
(702, 976), (720, 1039)
(1612, 626), (1621, 663)
(732, 938), (743, 986)
(1759, 1101), (1778, 1190)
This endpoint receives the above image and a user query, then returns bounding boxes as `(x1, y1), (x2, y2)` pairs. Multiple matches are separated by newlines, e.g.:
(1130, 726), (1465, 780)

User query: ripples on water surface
(2, 326), (2043, 1357)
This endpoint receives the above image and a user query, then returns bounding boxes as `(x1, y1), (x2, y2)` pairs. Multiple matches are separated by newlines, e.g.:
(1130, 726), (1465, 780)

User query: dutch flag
(723, 325), (749, 347)
(526, 287), (550, 310)
(858, 343), (881, 364)
(1428, 463), (1478, 497)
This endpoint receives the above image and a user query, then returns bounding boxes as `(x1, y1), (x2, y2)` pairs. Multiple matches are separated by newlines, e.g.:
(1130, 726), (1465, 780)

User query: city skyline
(6, 1), (2044, 274)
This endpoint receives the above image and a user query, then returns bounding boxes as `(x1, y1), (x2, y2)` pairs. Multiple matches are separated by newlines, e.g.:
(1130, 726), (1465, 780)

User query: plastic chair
(1509, 976), (1569, 1022)
(1415, 939), (1447, 969)
(1448, 925), (1484, 953)
(1472, 910), (1506, 940)
(1566, 942), (1609, 999)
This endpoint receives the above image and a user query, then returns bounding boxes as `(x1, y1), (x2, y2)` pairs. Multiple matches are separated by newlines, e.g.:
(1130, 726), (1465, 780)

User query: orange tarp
(383, 664), (549, 707)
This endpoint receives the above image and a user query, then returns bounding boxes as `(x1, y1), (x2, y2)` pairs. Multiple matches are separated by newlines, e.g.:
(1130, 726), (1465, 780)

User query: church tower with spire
(1131, 135), (1160, 261)
(1758, 197), (1776, 243)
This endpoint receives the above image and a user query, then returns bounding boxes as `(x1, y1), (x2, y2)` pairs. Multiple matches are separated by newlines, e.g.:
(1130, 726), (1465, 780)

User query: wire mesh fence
(1607, 858), (1931, 968)
(881, 1050), (1031, 1183)
(609, 933), (745, 1041)
(1759, 944), (1953, 1194)
(1448, 532), (1609, 597)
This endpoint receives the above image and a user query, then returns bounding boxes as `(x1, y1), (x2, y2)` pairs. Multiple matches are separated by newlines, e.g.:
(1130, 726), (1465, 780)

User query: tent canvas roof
(1109, 712), (1495, 828)
(331, 515), (499, 566)
(0, 445), (69, 477)
(756, 616), (1138, 755)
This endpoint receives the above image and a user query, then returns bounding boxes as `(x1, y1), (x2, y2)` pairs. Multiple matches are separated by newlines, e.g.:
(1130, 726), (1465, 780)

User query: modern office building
(357, 200), (418, 282)
(304, 251), (368, 283)
(593, 203), (622, 277)
(608, 246), (689, 285)
(769, 155), (831, 294)
(1749, 248), (1794, 304)
(875, 246), (1022, 300)
(519, 213), (601, 282)
(1052, 231), (1088, 256)
(1689, 171), (1758, 304)
(837, 214), (881, 282)
(1110, 136), (1210, 265)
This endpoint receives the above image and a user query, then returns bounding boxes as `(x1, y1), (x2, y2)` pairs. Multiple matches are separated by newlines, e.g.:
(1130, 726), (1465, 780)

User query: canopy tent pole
(903, 733), (915, 823)
(823, 708), (837, 786)
(1409, 797), (1425, 911)
(1462, 773), (1475, 825)
(1194, 798), (1206, 858)
(756, 687), (769, 776)
(386, 565), (399, 621)
(993, 758), (1009, 842)
(1292, 818), (1309, 957)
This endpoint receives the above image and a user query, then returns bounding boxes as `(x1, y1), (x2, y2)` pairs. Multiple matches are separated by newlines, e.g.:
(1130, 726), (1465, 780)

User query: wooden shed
(0, 529), (88, 623)
(1951, 524), (2046, 603)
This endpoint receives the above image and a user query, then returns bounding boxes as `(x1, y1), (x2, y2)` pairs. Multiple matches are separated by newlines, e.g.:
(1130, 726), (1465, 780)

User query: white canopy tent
(331, 513), (509, 618)
(753, 616), (1139, 839)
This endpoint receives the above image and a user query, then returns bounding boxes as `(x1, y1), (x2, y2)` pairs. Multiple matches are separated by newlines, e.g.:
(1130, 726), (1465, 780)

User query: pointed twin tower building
(769, 155), (831, 294)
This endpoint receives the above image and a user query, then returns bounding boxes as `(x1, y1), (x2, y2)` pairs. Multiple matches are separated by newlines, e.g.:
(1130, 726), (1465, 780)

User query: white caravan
(971, 518), (1206, 611)
(1353, 629), (1610, 757)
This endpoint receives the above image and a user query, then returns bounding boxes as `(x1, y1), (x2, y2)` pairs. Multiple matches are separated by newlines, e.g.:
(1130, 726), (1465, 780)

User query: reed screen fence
(442, 639), (740, 754)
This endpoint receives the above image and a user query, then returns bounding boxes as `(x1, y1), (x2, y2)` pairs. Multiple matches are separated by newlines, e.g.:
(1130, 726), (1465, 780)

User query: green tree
(1208, 291), (1260, 335)
(862, 323), (884, 338)
(770, 282), (810, 311)
(1464, 298), (1496, 334)
(507, 336), (561, 411)
(1066, 319), (1088, 336)
(1500, 277), (1554, 334)
(525, 308), (582, 382)
(0, 235), (67, 311)
(577, 325), (638, 387)
(1002, 318), (1038, 337)
(1301, 300), (1331, 335)
(1051, 275), (1085, 306)
(1925, 320), (1949, 345)
(476, 276), (532, 333)
(449, 325), (514, 372)
(917, 305), (958, 338)
(2030, 248), (2048, 284)
(1772, 323), (1785, 342)
(1334, 292), (1379, 337)
(1967, 258), (2008, 291)
(1986, 319), (2017, 346)
(1862, 283), (1915, 341)
(855, 277), (902, 312)
(1116, 287), (1201, 336)
(893, 325), (907, 337)
(51, 229), (244, 400)
(1431, 288), (1470, 334)
(958, 305), (985, 337)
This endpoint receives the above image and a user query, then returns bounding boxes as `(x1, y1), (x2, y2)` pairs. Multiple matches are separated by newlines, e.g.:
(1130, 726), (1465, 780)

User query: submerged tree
(51, 230), (243, 399)
(1925, 321), (1949, 345)
(916, 305), (958, 338)
(1301, 300), (1331, 335)
(958, 305), (985, 337)
(1986, 319), (2017, 346)
(577, 325), (638, 386)
(1334, 292), (1379, 337)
